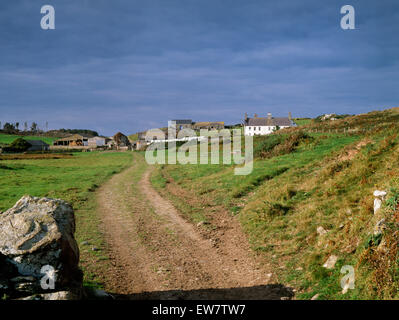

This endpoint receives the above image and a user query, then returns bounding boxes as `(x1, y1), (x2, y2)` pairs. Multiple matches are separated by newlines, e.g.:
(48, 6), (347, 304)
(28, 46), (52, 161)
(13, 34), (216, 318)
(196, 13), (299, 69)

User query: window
(259, 127), (261, 130)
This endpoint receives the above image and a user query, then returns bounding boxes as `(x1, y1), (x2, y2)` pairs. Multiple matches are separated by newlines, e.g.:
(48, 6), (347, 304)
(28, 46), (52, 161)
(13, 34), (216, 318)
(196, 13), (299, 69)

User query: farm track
(96, 153), (293, 299)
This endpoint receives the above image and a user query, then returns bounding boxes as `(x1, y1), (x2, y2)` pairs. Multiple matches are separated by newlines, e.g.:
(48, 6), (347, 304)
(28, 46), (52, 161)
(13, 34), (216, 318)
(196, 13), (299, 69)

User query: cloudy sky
(0, 0), (398, 135)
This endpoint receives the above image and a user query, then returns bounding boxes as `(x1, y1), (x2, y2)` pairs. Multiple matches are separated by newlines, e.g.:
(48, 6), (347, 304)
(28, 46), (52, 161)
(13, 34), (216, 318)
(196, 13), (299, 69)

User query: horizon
(1, 0), (399, 136)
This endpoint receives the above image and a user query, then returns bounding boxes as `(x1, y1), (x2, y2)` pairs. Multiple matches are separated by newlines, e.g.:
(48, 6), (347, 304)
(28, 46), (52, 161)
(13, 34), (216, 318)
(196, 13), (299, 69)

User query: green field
(0, 151), (133, 288)
(0, 133), (58, 146)
(151, 108), (399, 300)
(293, 118), (313, 126)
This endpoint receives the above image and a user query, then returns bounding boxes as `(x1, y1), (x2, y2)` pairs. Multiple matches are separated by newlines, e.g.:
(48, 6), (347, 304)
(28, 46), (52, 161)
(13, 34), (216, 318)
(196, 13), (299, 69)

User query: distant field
(293, 118), (313, 126)
(0, 133), (58, 145)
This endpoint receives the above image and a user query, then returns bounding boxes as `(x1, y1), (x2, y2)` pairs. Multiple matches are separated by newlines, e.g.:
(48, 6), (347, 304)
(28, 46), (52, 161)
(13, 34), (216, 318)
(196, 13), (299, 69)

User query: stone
(196, 221), (210, 227)
(19, 291), (79, 300)
(91, 289), (115, 300)
(323, 255), (338, 269)
(374, 198), (382, 214)
(0, 195), (82, 298)
(10, 276), (36, 283)
(373, 190), (387, 214)
(42, 291), (79, 300)
(374, 219), (386, 235)
(13, 281), (38, 295)
(373, 190), (387, 199)
(317, 226), (327, 236)
(0, 280), (9, 290)
(311, 294), (320, 300)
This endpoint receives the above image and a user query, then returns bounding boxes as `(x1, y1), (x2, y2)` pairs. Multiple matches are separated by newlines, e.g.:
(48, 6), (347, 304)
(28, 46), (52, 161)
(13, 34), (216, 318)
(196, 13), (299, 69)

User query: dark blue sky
(0, 0), (398, 136)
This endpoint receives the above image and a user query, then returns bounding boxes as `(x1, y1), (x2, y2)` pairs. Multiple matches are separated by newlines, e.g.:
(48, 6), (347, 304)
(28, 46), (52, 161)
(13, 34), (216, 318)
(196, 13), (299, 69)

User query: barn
(27, 140), (50, 151)
(53, 134), (89, 146)
(88, 136), (111, 148)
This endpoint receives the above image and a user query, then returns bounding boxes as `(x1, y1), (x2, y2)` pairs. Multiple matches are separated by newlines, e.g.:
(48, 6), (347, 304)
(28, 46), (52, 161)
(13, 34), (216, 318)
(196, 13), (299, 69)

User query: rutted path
(96, 153), (293, 299)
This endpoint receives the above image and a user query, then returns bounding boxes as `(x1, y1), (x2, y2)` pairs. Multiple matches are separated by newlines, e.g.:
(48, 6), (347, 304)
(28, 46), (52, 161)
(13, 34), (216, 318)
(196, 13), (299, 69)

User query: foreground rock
(0, 196), (82, 299)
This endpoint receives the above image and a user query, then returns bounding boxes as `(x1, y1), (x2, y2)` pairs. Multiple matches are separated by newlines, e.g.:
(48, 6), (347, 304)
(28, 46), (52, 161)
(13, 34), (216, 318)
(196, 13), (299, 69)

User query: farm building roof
(54, 134), (90, 142)
(27, 140), (49, 146)
(193, 121), (224, 126)
(171, 120), (192, 124)
(246, 117), (294, 127)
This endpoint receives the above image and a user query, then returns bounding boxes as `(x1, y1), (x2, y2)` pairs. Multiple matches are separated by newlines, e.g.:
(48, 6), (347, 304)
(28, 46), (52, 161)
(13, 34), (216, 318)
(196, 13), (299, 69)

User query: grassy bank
(151, 107), (399, 299)
(0, 151), (133, 288)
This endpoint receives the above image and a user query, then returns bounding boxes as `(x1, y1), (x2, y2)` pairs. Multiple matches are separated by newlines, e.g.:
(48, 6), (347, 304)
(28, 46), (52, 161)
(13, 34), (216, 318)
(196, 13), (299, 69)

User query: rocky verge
(0, 196), (83, 300)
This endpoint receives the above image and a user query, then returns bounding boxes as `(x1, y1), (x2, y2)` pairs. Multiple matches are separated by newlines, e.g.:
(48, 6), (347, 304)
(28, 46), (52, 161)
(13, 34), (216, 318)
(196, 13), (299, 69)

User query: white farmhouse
(244, 112), (296, 136)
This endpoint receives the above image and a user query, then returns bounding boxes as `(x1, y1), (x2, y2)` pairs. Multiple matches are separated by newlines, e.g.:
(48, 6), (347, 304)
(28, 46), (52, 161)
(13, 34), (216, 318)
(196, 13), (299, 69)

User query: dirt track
(96, 154), (293, 299)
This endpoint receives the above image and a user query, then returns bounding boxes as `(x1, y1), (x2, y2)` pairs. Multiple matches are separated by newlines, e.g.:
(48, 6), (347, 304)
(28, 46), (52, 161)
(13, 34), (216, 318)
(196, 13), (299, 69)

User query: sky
(0, 0), (398, 136)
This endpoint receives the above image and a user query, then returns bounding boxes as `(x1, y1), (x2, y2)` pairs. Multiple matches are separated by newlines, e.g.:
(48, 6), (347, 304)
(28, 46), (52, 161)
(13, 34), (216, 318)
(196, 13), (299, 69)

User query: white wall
(244, 126), (290, 136)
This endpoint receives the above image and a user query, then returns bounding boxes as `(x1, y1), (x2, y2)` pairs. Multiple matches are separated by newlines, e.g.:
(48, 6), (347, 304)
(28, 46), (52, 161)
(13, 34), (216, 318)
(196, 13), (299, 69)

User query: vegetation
(1, 138), (31, 153)
(54, 129), (99, 137)
(151, 107), (399, 299)
(293, 118), (312, 126)
(314, 114), (353, 122)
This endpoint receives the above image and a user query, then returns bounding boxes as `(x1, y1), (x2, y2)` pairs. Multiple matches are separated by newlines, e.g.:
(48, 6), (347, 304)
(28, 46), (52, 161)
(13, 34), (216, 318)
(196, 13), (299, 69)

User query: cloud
(0, 0), (398, 135)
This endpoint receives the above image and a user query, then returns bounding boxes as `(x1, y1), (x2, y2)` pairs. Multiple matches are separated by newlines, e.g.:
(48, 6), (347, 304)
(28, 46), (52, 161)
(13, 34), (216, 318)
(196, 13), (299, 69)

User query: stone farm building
(53, 134), (90, 146)
(88, 136), (111, 148)
(27, 140), (50, 151)
(169, 120), (193, 131)
(192, 122), (225, 130)
(244, 113), (296, 136)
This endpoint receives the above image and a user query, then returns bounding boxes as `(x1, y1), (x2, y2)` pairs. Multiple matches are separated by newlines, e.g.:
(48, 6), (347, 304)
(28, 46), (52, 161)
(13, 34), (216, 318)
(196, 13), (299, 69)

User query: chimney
(245, 112), (248, 121)
(254, 113), (258, 118)
(288, 112), (292, 120)
(267, 112), (272, 120)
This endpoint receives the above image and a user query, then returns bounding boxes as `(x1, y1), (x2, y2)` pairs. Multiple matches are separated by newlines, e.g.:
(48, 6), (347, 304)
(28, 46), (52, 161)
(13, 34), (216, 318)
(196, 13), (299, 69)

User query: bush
(2, 138), (31, 153)
(254, 135), (284, 158)
(254, 131), (313, 159)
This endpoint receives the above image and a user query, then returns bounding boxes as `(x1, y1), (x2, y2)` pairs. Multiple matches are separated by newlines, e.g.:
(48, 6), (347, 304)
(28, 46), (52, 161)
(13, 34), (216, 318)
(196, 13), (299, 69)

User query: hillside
(151, 107), (399, 299)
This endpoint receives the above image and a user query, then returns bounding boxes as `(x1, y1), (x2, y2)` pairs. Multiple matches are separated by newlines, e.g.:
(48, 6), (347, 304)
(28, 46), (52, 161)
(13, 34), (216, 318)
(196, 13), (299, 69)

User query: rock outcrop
(373, 190), (387, 215)
(0, 196), (82, 299)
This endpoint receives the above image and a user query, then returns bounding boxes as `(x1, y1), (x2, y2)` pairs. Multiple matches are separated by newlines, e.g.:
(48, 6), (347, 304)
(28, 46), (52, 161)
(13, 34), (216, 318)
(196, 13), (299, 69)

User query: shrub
(254, 131), (313, 159)
(2, 138), (31, 153)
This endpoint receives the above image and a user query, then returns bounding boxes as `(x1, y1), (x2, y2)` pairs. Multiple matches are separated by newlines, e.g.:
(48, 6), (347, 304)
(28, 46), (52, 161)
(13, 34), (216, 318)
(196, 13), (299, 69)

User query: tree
(2, 138), (31, 153)
(31, 122), (38, 133)
(15, 122), (20, 131)
(3, 122), (15, 133)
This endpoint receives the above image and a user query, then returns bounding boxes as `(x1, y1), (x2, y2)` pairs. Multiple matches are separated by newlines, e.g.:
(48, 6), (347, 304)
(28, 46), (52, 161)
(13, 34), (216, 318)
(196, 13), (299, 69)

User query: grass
(150, 107), (399, 299)
(293, 118), (313, 126)
(0, 151), (133, 289)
